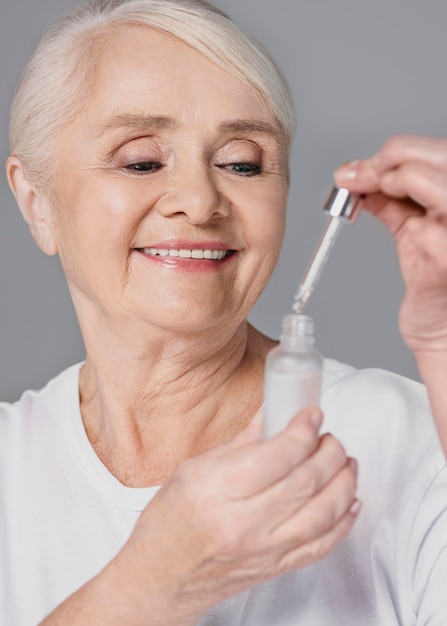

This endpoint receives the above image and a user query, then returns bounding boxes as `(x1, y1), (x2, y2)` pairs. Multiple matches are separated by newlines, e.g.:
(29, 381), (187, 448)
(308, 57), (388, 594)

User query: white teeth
(179, 249), (192, 258)
(142, 247), (230, 260)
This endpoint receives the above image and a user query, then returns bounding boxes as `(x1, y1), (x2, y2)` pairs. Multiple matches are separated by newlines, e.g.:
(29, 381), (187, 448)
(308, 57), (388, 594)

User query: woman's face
(51, 25), (288, 336)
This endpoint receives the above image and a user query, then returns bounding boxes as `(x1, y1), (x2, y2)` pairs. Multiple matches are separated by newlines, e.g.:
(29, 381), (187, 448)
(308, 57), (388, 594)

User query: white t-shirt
(0, 360), (446, 625)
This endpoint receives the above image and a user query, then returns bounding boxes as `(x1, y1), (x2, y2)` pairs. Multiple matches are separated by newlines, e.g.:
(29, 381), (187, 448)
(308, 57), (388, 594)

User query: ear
(6, 156), (58, 256)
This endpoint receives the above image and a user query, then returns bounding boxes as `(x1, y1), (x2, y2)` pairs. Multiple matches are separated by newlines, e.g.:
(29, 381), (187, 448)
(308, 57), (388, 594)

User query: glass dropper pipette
(293, 187), (362, 313)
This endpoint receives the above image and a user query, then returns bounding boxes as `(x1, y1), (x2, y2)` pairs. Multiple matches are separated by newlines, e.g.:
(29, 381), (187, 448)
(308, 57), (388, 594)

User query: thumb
(286, 405), (323, 434)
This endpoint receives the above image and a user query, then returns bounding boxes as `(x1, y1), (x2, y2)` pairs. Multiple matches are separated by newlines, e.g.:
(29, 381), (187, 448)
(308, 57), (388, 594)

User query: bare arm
(39, 556), (199, 626)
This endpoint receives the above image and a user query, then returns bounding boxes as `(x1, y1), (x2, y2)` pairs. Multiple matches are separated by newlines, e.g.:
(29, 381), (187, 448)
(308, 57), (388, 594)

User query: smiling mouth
(135, 247), (235, 260)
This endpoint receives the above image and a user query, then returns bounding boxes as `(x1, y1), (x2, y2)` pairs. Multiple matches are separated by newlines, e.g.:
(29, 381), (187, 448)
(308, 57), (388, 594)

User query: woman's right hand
(114, 408), (359, 624)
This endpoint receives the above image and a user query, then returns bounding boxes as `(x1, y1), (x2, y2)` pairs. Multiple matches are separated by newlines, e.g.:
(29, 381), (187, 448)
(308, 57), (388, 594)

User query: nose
(154, 163), (230, 224)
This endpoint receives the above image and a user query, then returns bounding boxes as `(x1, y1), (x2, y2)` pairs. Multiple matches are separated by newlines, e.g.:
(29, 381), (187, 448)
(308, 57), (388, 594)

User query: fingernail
(349, 499), (362, 516)
(334, 160), (359, 182)
(310, 408), (323, 430)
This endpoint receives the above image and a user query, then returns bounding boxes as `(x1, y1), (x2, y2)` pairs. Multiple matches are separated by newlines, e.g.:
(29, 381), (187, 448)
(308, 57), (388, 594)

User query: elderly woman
(2, 1), (447, 625)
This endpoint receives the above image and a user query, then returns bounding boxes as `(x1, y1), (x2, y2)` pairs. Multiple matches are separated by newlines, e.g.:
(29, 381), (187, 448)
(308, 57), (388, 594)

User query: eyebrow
(98, 114), (282, 140)
(218, 119), (282, 139)
(98, 114), (179, 136)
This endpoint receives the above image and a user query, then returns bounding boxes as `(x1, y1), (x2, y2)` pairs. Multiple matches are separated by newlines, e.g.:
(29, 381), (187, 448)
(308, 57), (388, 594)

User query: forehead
(81, 24), (280, 131)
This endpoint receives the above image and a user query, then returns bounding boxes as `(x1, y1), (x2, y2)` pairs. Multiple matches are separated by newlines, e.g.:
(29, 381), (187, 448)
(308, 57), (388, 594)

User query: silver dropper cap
(323, 186), (361, 222)
(292, 186), (362, 313)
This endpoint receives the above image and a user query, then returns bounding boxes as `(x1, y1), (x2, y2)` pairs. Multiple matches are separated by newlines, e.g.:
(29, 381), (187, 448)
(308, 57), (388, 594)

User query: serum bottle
(263, 314), (323, 438)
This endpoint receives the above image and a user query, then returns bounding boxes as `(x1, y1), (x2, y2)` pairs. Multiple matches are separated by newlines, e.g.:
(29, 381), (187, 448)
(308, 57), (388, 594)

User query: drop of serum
(263, 314), (323, 438)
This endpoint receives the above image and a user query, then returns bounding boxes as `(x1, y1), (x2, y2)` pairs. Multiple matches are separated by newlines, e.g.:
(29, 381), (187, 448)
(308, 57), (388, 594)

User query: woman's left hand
(334, 135), (447, 359)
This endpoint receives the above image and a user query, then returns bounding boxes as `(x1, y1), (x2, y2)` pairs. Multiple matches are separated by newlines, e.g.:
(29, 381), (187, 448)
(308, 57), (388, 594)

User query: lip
(133, 240), (238, 273)
(135, 240), (236, 250)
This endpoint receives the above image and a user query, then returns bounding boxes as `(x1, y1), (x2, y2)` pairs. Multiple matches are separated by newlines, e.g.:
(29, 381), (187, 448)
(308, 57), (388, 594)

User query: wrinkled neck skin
(77, 310), (274, 487)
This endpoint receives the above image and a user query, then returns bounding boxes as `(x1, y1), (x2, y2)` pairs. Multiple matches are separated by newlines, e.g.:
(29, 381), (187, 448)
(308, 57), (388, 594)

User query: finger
(220, 408), (322, 498)
(334, 136), (447, 193)
(333, 159), (380, 194)
(275, 499), (361, 574)
(245, 434), (350, 528)
(361, 193), (424, 239)
(270, 457), (358, 549)
(378, 162), (447, 215)
(372, 135), (447, 174)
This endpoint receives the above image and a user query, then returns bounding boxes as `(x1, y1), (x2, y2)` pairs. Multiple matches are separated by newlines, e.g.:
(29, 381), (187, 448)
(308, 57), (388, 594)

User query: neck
(78, 319), (273, 486)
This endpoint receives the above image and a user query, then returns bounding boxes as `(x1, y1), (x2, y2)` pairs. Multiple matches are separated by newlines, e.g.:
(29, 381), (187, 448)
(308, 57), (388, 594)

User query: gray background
(1, 0), (446, 401)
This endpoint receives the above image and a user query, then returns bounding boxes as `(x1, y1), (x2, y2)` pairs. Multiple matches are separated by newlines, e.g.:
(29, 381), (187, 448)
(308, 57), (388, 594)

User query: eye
(221, 162), (261, 177)
(125, 161), (163, 173)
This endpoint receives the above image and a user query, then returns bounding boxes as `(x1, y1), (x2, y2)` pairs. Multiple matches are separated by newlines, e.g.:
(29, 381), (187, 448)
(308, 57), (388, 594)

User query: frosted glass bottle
(263, 314), (323, 438)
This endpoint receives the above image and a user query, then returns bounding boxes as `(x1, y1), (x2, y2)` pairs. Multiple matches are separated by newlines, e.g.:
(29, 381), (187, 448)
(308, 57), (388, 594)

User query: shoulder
(322, 357), (429, 426)
(321, 358), (446, 520)
(0, 363), (82, 439)
(321, 357), (438, 456)
(323, 357), (426, 403)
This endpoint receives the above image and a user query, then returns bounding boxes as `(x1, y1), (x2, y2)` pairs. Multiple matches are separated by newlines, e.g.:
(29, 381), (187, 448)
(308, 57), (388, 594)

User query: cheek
(238, 183), (287, 253)
(53, 176), (155, 256)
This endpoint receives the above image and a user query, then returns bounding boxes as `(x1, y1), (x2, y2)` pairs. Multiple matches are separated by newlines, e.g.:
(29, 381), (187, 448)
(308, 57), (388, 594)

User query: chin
(134, 302), (238, 336)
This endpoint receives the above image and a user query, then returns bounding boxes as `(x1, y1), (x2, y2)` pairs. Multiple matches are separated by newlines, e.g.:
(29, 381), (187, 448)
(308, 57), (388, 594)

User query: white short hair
(9, 0), (296, 190)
